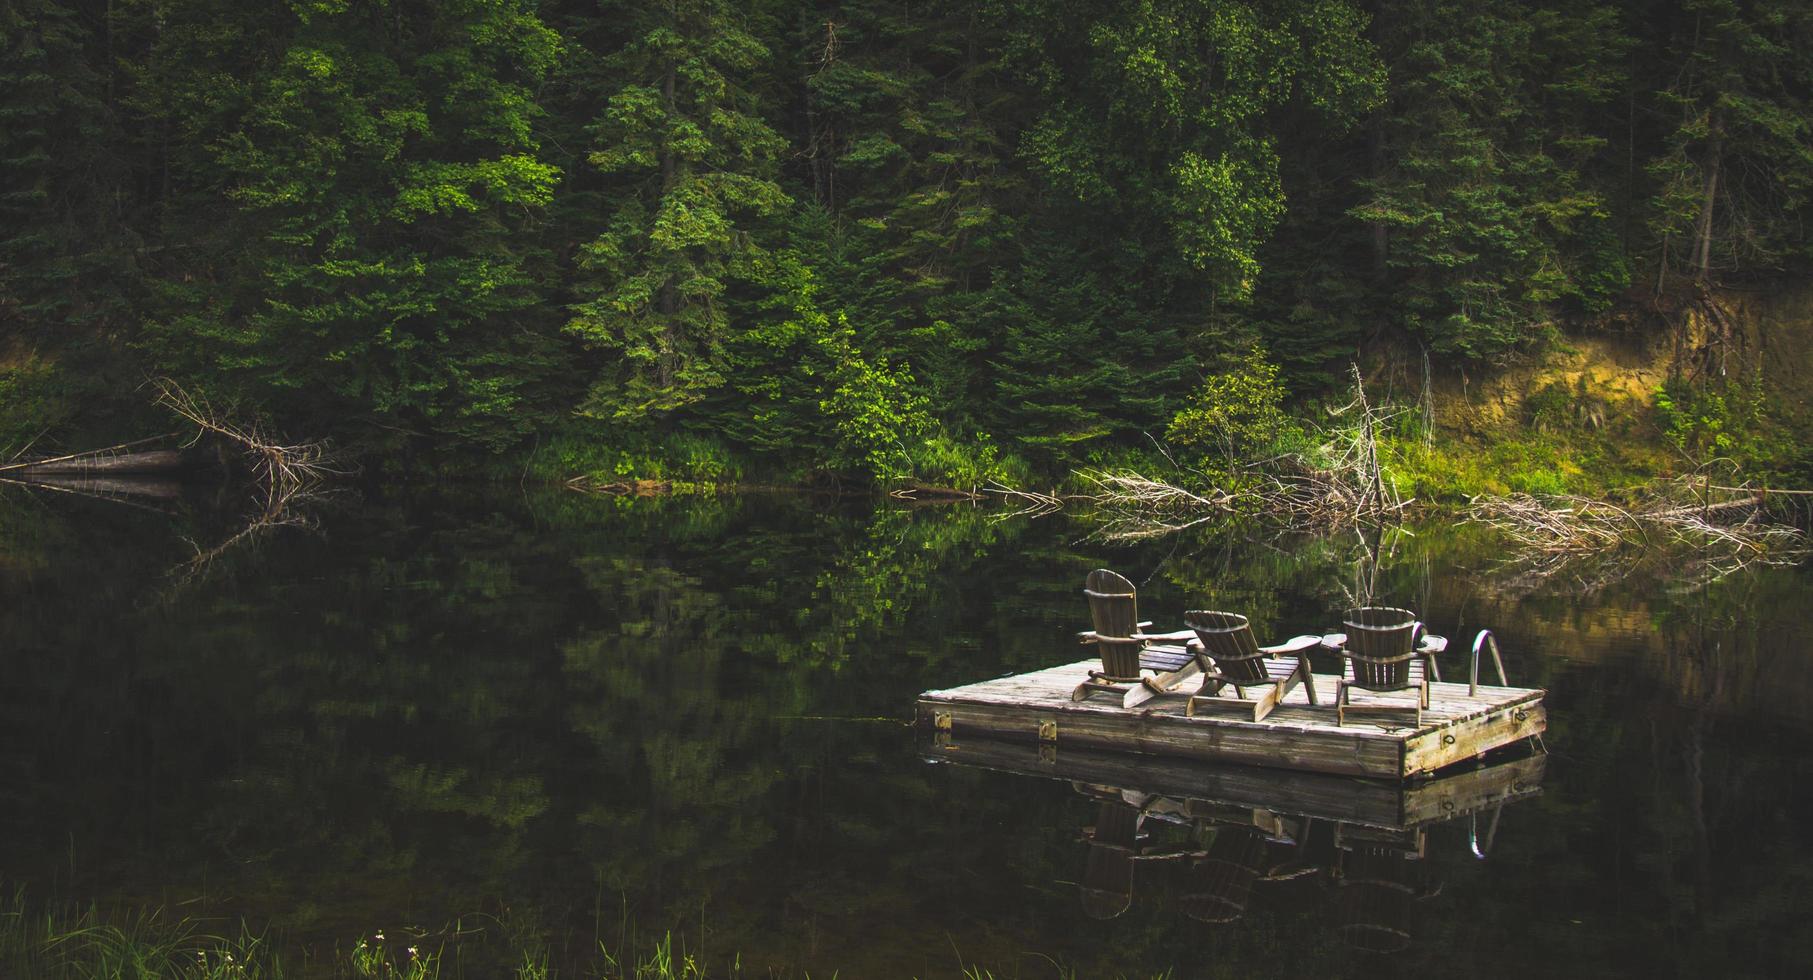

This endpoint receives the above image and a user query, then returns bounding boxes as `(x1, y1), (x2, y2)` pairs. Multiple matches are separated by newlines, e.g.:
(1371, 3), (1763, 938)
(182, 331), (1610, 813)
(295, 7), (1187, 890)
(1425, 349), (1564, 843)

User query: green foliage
(1526, 377), (1609, 433)
(0, 351), (75, 451)
(0, 0), (127, 335)
(814, 314), (931, 481)
(0, 894), (730, 980)
(1379, 423), (1662, 502)
(1644, 0), (1813, 281)
(1653, 373), (1784, 470)
(1004, 0), (1384, 296)
(906, 432), (1026, 493)
(1350, 0), (1632, 360)
(1165, 346), (1297, 466)
(150, 0), (567, 451)
(349, 932), (437, 979)
(0, 890), (281, 979)
(5, 0), (1813, 482)
(530, 430), (741, 486)
(565, 0), (791, 421)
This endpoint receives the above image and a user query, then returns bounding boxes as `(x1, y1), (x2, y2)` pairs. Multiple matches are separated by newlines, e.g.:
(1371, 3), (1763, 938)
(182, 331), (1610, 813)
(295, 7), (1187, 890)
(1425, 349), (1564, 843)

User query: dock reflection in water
(925, 735), (1544, 954)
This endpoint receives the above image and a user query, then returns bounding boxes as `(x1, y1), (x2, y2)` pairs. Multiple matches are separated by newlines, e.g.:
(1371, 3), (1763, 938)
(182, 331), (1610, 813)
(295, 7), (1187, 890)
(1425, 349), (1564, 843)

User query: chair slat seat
(1140, 647), (1196, 674)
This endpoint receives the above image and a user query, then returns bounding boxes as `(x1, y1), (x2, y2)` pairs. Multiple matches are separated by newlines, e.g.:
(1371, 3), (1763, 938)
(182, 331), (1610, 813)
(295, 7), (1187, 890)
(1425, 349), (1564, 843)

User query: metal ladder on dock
(1468, 629), (1509, 695)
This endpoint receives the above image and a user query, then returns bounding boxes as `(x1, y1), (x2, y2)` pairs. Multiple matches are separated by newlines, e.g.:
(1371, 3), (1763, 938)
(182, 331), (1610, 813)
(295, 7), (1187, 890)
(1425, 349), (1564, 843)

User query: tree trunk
(1693, 113), (1723, 283)
(658, 65), (678, 392)
(1369, 114), (1388, 279)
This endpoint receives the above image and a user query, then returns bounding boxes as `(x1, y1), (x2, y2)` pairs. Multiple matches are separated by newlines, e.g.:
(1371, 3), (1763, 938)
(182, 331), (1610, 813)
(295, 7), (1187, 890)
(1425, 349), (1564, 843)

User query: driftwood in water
(9, 449), (188, 476)
(0, 433), (193, 477)
(11, 472), (187, 501)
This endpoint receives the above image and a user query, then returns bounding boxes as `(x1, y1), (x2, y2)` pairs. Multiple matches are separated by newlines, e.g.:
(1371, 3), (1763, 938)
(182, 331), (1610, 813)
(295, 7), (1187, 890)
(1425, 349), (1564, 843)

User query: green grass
(0, 889), (752, 980)
(1377, 422), (1676, 505)
(0, 888), (278, 979)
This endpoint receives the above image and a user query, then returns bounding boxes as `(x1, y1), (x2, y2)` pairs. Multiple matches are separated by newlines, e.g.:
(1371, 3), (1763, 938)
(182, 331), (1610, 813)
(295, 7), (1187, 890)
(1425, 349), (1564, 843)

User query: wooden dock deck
(917, 659), (1545, 780)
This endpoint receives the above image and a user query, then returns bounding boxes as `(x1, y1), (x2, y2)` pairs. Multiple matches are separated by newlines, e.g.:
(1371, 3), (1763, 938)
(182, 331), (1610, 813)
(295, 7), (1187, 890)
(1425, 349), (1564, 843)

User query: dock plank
(918, 659), (1546, 779)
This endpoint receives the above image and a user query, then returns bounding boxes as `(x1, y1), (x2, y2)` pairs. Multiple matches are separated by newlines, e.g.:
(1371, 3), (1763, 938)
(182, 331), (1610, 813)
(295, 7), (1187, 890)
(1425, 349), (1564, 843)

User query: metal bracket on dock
(933, 710), (953, 732)
(1037, 718), (1058, 743)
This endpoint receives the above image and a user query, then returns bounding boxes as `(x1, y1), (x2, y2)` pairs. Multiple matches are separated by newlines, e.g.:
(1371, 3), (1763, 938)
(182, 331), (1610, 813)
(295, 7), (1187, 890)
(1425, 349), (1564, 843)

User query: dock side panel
(917, 696), (1405, 779)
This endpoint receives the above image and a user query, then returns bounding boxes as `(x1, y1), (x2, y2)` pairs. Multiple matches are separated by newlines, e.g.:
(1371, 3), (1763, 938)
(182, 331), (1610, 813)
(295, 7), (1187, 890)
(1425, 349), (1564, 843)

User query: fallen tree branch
(0, 433), (181, 474)
(151, 378), (342, 495)
(1465, 481), (1808, 593)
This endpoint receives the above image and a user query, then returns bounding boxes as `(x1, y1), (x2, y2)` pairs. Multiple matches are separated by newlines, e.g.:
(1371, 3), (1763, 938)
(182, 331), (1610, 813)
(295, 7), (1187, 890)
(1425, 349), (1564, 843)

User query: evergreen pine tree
(173, 0), (565, 450)
(564, 0), (792, 422)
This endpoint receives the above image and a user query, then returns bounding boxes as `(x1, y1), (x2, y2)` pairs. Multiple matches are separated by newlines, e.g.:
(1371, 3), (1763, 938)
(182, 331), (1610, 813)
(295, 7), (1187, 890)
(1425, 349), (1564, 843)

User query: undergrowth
(0, 889), (743, 980)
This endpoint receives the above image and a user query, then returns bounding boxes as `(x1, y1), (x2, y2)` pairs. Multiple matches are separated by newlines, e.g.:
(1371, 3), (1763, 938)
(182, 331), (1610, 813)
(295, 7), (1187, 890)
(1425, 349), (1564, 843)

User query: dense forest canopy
(2, 0), (1810, 482)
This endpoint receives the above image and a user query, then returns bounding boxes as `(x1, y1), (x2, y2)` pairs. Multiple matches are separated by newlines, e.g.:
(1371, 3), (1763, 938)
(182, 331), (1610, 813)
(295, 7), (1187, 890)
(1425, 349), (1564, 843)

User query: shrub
(1165, 345), (1302, 468)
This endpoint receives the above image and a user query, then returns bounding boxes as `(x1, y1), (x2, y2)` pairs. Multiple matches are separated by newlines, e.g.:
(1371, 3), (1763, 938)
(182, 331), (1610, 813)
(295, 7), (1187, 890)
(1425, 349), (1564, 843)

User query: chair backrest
(1185, 610), (1269, 685)
(1085, 569), (1143, 679)
(1341, 606), (1420, 690)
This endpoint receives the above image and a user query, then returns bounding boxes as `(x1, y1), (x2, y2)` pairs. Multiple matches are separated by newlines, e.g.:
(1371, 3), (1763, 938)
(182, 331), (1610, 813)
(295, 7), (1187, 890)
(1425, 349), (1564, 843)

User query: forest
(2, 0), (1810, 488)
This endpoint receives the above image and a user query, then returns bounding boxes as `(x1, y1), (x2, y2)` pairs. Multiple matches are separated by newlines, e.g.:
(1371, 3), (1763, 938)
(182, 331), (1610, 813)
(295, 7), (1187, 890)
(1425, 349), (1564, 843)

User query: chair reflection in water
(1079, 795), (1142, 919)
(1073, 788), (1328, 926)
(1179, 811), (1316, 924)
(1332, 822), (1455, 953)
(1076, 786), (1184, 920)
(1052, 768), (1526, 950)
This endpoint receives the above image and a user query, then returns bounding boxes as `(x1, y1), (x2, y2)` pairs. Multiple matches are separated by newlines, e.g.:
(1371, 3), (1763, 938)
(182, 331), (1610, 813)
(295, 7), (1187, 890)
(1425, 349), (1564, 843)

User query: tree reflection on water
(0, 488), (1810, 976)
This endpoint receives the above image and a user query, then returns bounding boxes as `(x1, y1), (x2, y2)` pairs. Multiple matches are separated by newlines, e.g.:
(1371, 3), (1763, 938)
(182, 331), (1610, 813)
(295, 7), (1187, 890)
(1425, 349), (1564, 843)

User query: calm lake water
(3, 485), (1811, 977)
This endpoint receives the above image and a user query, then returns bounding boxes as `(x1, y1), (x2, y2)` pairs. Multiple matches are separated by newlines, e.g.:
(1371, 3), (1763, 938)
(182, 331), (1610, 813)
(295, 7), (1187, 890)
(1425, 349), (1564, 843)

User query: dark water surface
(3, 487), (1811, 978)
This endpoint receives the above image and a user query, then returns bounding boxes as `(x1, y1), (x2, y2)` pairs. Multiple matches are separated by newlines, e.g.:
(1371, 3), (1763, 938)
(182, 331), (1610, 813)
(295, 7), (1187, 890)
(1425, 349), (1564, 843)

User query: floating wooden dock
(924, 735), (1546, 831)
(917, 659), (1545, 780)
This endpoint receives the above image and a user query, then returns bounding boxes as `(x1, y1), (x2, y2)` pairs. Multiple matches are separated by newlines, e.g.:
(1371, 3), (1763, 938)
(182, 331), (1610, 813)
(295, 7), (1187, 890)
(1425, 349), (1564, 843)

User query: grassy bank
(0, 893), (720, 980)
(2, 892), (1120, 980)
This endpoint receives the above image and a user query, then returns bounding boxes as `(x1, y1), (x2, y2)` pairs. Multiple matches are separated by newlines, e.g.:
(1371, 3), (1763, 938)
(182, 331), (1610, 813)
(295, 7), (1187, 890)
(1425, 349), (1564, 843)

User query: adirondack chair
(1075, 569), (1200, 704)
(1183, 610), (1322, 722)
(1328, 607), (1447, 727)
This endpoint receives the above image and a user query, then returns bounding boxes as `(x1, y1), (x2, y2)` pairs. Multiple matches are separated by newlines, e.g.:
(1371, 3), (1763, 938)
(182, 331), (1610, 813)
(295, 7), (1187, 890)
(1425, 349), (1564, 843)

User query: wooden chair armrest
(1078, 629), (1197, 645)
(1320, 632), (1347, 650)
(1418, 634), (1448, 655)
(1259, 635), (1324, 656)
